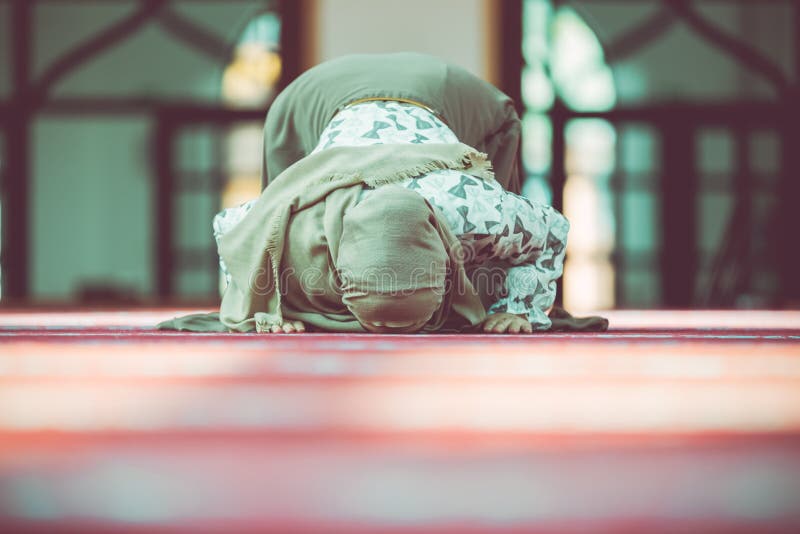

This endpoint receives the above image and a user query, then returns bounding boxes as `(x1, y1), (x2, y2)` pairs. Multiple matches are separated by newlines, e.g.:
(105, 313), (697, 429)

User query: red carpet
(1, 309), (799, 533)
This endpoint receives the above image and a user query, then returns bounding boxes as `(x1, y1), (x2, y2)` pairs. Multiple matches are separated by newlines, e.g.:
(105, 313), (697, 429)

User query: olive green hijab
(212, 142), (490, 333)
(338, 185), (454, 331)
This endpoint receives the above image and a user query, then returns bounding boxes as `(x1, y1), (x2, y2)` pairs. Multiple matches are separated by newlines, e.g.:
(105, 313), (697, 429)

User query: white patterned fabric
(212, 201), (254, 286)
(214, 100), (569, 329)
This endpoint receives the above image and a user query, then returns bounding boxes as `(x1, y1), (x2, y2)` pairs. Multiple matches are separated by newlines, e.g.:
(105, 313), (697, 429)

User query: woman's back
(262, 52), (521, 193)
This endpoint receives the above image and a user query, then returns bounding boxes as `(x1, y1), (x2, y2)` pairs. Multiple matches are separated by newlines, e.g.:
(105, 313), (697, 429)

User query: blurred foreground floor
(0, 309), (799, 533)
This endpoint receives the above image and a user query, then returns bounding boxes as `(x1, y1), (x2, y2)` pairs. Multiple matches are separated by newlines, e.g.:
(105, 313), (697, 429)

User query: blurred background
(0, 0), (796, 315)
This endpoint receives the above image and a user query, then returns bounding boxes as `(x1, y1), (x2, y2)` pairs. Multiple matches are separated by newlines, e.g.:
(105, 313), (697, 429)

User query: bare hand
(270, 320), (306, 334)
(481, 312), (533, 334)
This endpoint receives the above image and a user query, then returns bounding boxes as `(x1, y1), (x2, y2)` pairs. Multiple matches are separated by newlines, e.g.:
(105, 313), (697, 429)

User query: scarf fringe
(312, 149), (496, 188)
(318, 172), (360, 184)
(263, 212), (288, 326)
(363, 150), (495, 187)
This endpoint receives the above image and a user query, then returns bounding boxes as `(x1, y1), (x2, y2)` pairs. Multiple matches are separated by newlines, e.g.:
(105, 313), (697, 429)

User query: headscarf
(337, 186), (448, 330)
(216, 143), (489, 333)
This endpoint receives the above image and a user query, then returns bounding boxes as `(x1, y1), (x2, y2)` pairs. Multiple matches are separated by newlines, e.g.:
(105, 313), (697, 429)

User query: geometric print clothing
(213, 100), (569, 330)
(309, 99), (457, 153)
(312, 100), (569, 330)
(398, 171), (569, 329)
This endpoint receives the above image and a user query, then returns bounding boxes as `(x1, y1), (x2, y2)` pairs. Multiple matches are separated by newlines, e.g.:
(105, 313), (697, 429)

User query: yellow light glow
(563, 175), (615, 255)
(221, 175), (261, 211)
(563, 258), (615, 312)
(221, 45), (281, 108)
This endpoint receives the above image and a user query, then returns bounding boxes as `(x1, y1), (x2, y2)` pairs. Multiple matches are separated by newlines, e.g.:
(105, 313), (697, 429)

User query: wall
(313, 0), (488, 78)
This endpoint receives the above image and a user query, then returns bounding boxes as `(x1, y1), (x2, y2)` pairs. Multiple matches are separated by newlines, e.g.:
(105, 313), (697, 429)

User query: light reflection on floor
(0, 309), (798, 532)
(0, 308), (798, 330)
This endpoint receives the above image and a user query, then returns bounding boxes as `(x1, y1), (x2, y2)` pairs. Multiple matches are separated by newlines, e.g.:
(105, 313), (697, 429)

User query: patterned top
(214, 100), (569, 330)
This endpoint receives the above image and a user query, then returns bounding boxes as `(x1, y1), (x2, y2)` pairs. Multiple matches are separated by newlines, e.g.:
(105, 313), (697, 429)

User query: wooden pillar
(550, 100), (568, 306)
(497, 0), (523, 115)
(154, 115), (175, 300)
(277, 0), (311, 90)
(776, 4), (800, 306)
(659, 110), (698, 308)
(2, 0), (33, 300)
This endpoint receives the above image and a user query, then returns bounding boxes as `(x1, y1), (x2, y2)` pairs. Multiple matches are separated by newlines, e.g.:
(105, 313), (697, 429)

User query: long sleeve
(408, 171), (569, 329)
(478, 195), (568, 330)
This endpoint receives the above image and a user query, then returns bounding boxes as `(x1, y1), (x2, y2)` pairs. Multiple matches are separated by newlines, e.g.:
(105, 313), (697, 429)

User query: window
(220, 10), (282, 211)
(522, 0), (616, 312)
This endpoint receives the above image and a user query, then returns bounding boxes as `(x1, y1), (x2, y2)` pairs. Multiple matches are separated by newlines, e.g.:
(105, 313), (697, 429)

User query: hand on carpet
(270, 320), (306, 334)
(481, 312), (533, 334)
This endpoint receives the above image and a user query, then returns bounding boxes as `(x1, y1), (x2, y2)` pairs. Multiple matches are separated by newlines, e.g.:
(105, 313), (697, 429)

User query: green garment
(548, 307), (609, 332)
(263, 52), (522, 194)
(336, 185), (449, 330)
(158, 142), (492, 333)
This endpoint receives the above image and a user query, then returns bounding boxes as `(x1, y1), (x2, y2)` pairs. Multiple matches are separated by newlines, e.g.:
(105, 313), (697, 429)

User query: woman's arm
(395, 169), (569, 333)
(462, 192), (569, 332)
(489, 198), (569, 330)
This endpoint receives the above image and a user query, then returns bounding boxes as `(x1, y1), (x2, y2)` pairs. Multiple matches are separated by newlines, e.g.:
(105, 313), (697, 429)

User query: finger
(482, 318), (499, 331)
(282, 323), (295, 333)
(492, 318), (513, 333)
(271, 325), (282, 333)
(508, 320), (522, 334)
(293, 321), (306, 332)
(484, 319), (505, 332)
(522, 321), (533, 334)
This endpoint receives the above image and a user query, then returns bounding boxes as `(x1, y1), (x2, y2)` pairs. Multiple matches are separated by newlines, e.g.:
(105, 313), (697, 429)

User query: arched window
(222, 11), (282, 107)
(521, 0), (617, 313)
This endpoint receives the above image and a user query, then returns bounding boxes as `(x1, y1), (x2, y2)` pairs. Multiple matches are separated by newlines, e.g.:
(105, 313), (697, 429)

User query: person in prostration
(159, 53), (605, 334)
